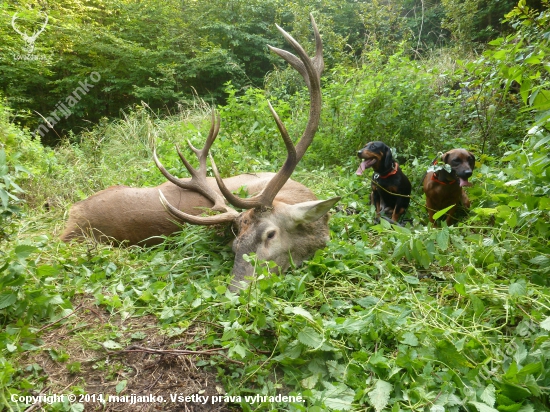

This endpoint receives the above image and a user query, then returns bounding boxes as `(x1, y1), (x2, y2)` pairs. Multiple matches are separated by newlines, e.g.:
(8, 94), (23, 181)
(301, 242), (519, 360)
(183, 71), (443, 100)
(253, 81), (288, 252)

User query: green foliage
(441, 0), (518, 48)
(0, 100), (36, 239)
(0, 148), (26, 239)
(0, 0), (525, 144)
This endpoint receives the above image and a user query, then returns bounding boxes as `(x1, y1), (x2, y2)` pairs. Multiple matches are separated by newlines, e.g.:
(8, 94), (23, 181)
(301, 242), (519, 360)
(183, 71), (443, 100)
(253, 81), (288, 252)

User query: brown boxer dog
(423, 149), (475, 225)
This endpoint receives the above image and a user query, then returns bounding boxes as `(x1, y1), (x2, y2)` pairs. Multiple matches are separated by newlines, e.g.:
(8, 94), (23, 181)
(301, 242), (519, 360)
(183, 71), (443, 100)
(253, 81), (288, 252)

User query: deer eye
(266, 230), (276, 240)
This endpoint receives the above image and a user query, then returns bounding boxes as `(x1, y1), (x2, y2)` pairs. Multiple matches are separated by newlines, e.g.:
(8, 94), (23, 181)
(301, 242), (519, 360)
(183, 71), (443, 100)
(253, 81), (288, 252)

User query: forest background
(1, 0), (549, 411)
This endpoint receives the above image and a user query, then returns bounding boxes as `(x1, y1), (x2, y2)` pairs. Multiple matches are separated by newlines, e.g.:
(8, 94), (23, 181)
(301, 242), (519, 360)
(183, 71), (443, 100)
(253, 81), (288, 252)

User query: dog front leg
(461, 189), (471, 209)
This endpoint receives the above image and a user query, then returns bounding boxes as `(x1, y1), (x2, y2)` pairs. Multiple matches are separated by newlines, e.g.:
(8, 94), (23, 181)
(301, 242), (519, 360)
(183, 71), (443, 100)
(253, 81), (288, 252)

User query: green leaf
(520, 78), (532, 104)
(369, 352), (390, 369)
(454, 283), (467, 296)
(469, 401), (499, 412)
(0, 292), (17, 309)
(160, 307), (175, 319)
(131, 332), (147, 340)
(15, 245), (39, 260)
(529, 255), (549, 266)
(116, 380), (127, 394)
(301, 374), (319, 389)
(540, 316), (550, 331)
(480, 384), (496, 407)
(400, 332), (419, 346)
(368, 380), (392, 412)
(286, 306), (314, 321)
(433, 204), (455, 220)
(530, 89), (550, 111)
(322, 382), (355, 411)
(297, 327), (324, 349)
(436, 228), (450, 250)
(355, 296), (382, 308)
(327, 360), (346, 379)
(509, 280), (527, 298)
(532, 134), (550, 150)
(435, 340), (474, 368)
(36, 265), (60, 277)
(0, 188), (8, 208)
(70, 403), (84, 412)
(500, 382), (532, 401)
(102, 340), (122, 350)
(473, 207), (498, 216)
(470, 294), (485, 317)
(229, 344), (247, 359)
(403, 275), (420, 284)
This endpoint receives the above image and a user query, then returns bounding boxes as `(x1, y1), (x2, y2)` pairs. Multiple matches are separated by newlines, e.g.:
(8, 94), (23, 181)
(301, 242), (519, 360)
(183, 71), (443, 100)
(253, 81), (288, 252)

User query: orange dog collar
(376, 162), (399, 179)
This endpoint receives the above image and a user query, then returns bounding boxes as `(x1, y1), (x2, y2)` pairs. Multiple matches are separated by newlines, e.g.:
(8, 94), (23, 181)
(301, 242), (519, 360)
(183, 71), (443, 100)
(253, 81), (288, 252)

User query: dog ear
(441, 152), (450, 164)
(384, 145), (393, 170)
(468, 152), (476, 168)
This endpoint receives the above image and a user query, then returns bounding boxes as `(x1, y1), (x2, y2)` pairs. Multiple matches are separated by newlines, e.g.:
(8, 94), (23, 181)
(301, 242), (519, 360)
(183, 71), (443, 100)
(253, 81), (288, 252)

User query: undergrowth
(1, 106), (549, 410)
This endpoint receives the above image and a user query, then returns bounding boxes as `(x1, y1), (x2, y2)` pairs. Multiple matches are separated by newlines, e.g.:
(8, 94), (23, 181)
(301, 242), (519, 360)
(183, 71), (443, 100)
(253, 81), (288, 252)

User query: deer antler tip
(158, 189), (167, 204)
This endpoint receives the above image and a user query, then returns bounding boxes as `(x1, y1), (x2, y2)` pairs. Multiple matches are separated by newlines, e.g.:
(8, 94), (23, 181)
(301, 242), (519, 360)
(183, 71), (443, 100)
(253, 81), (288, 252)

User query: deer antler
(155, 111), (239, 225)
(157, 14), (323, 223)
(210, 14), (323, 209)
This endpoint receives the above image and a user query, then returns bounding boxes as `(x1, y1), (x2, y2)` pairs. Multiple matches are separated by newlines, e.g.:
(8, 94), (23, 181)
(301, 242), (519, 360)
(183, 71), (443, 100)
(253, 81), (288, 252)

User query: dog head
(356, 141), (393, 175)
(442, 149), (476, 187)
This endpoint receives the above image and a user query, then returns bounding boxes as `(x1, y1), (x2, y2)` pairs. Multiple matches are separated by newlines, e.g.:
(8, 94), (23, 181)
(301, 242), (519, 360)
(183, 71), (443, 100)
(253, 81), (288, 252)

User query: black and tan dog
(423, 149), (475, 225)
(357, 141), (411, 223)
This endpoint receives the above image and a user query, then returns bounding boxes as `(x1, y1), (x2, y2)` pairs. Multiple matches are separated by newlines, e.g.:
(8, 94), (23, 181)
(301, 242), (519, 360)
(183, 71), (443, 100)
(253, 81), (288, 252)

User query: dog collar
(375, 162), (399, 180)
(431, 172), (456, 185)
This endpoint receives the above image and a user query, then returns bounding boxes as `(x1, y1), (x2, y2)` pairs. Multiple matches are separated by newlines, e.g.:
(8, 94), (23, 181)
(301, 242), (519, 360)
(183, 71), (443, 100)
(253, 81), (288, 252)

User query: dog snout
(456, 168), (472, 179)
(357, 149), (363, 158)
(461, 169), (473, 178)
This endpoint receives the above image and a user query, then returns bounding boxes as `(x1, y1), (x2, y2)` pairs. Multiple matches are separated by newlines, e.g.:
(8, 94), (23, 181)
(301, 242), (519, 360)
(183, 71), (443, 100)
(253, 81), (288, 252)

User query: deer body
(60, 16), (339, 291)
(60, 173), (318, 246)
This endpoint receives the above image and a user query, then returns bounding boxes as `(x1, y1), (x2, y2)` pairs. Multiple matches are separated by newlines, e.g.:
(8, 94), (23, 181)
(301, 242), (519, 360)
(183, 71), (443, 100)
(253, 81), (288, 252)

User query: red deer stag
(60, 15), (340, 290)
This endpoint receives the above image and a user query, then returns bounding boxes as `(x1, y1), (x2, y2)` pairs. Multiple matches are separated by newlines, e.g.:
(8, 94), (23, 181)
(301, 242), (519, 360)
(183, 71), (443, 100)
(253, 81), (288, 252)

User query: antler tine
(153, 147), (194, 191)
(159, 190), (238, 225)
(210, 101), (297, 209)
(310, 14), (324, 79)
(186, 110), (220, 158)
(154, 110), (237, 215)
(212, 13), (323, 209)
(268, 15), (323, 92)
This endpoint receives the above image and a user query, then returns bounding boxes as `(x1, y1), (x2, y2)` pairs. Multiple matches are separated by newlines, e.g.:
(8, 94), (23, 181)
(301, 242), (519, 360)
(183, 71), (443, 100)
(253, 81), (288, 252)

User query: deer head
(11, 11), (48, 54)
(154, 15), (339, 291)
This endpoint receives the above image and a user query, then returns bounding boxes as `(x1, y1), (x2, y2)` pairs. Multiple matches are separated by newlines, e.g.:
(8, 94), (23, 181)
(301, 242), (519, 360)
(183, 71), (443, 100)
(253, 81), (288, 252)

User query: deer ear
(287, 197), (341, 225)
